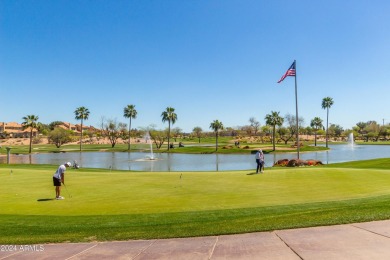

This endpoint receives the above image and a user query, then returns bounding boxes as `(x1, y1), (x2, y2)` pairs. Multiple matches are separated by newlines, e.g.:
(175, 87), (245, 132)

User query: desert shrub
(32, 136), (42, 144)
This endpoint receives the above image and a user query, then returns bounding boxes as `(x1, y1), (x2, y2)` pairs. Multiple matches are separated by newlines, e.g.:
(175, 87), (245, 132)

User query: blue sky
(1, 0), (389, 132)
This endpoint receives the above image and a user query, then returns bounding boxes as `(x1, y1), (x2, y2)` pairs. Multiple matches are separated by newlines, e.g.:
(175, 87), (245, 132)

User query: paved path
(2, 220), (390, 259)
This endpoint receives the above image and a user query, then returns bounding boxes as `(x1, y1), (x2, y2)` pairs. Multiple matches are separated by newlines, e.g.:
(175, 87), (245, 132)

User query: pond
(1, 144), (390, 171)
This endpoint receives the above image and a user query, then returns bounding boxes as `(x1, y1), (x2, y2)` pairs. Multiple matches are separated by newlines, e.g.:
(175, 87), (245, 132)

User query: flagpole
(294, 60), (300, 159)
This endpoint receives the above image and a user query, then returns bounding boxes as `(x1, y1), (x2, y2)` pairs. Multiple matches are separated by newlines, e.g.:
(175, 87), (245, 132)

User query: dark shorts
(53, 177), (61, 186)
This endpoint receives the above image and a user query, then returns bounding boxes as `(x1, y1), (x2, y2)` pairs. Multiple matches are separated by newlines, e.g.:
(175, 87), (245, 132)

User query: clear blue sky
(1, 0), (389, 132)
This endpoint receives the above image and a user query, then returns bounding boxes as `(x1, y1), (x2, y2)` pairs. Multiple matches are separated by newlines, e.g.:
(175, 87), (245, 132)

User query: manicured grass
(1, 159), (390, 244)
(325, 158), (390, 169)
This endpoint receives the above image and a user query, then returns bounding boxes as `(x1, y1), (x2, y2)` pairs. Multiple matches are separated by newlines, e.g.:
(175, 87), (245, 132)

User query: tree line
(7, 97), (390, 153)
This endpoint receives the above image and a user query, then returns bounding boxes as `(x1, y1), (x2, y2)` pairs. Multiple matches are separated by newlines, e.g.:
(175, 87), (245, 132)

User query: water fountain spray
(144, 131), (155, 160)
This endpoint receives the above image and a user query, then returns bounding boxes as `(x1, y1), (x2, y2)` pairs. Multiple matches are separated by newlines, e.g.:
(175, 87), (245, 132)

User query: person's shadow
(247, 172), (259, 175)
(37, 198), (55, 202)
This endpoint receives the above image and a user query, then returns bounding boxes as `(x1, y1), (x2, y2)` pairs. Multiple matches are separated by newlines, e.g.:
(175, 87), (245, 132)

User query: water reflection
(216, 154), (219, 172)
(1, 145), (389, 171)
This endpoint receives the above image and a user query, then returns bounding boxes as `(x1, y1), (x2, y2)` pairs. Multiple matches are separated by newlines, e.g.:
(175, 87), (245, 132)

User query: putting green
(1, 160), (390, 244)
(1, 167), (389, 215)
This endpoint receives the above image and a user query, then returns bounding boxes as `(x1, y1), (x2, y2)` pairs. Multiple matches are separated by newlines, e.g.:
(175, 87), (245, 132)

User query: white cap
(65, 162), (72, 167)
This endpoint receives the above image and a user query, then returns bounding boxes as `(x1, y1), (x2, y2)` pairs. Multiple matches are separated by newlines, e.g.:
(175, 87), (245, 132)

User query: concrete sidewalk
(2, 220), (390, 260)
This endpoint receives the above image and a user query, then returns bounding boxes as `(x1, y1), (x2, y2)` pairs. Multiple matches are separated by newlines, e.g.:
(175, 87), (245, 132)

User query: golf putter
(63, 184), (72, 198)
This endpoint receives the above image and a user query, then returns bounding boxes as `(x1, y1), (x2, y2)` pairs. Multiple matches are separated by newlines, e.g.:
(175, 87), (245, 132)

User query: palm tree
(310, 117), (323, 146)
(74, 106), (90, 151)
(123, 104), (138, 151)
(161, 107), (177, 151)
(209, 120), (224, 151)
(21, 115), (39, 153)
(322, 97), (334, 148)
(265, 111), (284, 151)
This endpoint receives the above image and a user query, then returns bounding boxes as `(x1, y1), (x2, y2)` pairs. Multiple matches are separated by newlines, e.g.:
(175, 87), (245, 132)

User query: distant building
(56, 122), (97, 134)
(56, 122), (78, 132)
(0, 121), (98, 138)
(0, 122), (38, 138)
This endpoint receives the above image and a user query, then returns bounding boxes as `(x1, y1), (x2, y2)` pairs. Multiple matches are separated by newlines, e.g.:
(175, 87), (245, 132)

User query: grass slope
(1, 159), (390, 244)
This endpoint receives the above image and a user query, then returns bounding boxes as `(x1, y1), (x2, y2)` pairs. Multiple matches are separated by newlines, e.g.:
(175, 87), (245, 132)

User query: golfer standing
(255, 149), (265, 173)
(53, 162), (71, 200)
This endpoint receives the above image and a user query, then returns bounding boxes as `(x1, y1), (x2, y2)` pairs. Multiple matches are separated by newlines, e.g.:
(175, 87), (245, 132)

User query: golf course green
(1, 159), (390, 244)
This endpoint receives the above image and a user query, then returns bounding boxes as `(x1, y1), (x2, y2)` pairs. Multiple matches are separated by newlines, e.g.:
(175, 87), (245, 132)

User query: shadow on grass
(37, 198), (55, 202)
(247, 172), (259, 175)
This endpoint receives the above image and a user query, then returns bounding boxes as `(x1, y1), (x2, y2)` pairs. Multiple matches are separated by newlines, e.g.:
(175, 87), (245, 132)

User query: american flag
(277, 61), (296, 83)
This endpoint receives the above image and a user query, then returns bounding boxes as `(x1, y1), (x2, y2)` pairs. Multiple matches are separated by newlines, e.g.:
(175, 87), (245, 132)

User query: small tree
(149, 129), (167, 149)
(329, 124), (344, 140)
(277, 126), (291, 144)
(192, 126), (203, 143)
(48, 128), (72, 148)
(49, 121), (64, 130)
(171, 127), (182, 142)
(355, 122), (367, 141)
(249, 117), (260, 136)
(35, 122), (49, 136)
(105, 119), (126, 148)
(310, 117), (323, 146)
(265, 111), (284, 151)
(283, 113), (304, 144)
(241, 125), (253, 136)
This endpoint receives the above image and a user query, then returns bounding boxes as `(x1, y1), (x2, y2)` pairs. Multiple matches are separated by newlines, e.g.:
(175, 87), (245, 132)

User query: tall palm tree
(123, 104), (138, 151)
(209, 120), (224, 151)
(265, 111), (284, 151)
(161, 107), (177, 151)
(74, 106), (90, 151)
(21, 115), (39, 153)
(310, 117), (323, 146)
(322, 97), (334, 148)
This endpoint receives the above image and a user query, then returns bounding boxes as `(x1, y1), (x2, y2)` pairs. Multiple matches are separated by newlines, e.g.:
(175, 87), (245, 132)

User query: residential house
(0, 122), (38, 138)
(57, 122), (97, 134)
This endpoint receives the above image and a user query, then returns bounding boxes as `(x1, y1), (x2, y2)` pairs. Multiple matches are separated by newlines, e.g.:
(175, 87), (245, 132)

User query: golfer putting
(53, 162), (71, 200)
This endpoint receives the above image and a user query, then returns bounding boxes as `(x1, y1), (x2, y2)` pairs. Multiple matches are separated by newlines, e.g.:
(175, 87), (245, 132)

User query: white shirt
(255, 152), (264, 161)
(53, 165), (66, 180)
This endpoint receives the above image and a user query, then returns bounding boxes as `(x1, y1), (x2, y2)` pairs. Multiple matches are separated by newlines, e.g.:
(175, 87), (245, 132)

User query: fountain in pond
(144, 131), (156, 160)
(347, 132), (355, 148)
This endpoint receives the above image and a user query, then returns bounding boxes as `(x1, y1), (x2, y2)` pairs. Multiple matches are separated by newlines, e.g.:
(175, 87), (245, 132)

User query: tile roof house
(0, 122), (38, 138)
(56, 122), (97, 134)
(0, 121), (98, 138)
(57, 122), (78, 132)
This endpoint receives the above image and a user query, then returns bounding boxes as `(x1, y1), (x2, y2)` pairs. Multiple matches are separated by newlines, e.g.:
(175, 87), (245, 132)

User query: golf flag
(277, 61), (296, 83)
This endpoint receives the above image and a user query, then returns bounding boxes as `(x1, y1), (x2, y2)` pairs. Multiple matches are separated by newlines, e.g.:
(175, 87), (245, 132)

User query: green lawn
(1, 159), (390, 244)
